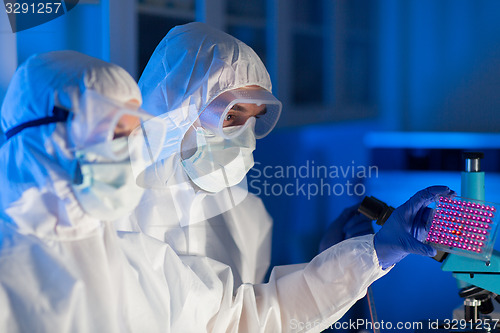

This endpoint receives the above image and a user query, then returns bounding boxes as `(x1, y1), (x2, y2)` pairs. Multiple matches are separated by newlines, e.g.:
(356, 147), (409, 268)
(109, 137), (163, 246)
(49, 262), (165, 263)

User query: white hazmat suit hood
(137, 21), (273, 189)
(0, 50), (143, 234)
(127, 22), (391, 332)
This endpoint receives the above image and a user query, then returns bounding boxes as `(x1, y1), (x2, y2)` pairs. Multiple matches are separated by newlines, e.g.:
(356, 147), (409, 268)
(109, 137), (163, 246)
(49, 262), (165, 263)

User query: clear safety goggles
(198, 88), (282, 139)
(69, 90), (167, 175)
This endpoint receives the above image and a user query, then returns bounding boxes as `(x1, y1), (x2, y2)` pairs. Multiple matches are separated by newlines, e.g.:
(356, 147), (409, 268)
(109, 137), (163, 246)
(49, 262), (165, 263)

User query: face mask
(71, 137), (144, 221)
(181, 121), (256, 193)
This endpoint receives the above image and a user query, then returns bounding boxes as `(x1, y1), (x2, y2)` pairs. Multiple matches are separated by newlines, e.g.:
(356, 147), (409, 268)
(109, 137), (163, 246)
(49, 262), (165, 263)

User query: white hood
(0, 50), (142, 237)
(138, 22), (273, 183)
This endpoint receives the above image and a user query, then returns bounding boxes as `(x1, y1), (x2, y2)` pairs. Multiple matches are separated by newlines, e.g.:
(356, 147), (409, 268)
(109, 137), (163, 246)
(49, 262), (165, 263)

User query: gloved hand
(319, 204), (374, 253)
(374, 185), (456, 270)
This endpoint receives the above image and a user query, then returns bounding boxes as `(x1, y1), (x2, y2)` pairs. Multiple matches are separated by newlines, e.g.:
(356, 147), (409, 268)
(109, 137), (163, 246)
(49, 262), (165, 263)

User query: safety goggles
(198, 88), (282, 139)
(70, 90), (166, 176)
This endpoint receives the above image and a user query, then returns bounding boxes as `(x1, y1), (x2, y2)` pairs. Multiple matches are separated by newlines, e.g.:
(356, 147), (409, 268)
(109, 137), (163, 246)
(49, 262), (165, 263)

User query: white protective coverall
(127, 22), (391, 332)
(0, 51), (177, 332)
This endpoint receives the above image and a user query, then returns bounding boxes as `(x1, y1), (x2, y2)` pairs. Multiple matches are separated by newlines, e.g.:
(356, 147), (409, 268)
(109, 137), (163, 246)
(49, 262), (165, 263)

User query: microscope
(437, 152), (500, 332)
(359, 152), (500, 332)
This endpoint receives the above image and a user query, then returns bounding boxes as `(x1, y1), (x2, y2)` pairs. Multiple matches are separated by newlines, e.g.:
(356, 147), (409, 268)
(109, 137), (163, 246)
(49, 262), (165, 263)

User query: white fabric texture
(0, 51), (172, 332)
(129, 21), (391, 332)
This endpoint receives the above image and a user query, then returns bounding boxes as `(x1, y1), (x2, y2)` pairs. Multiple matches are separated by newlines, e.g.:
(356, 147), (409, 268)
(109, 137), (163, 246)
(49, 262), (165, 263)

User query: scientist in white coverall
(130, 22), (455, 332)
(0, 51), (178, 332)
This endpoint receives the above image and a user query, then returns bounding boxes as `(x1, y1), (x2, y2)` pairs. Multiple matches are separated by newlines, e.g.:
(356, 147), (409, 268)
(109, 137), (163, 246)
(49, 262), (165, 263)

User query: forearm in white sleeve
(207, 234), (390, 333)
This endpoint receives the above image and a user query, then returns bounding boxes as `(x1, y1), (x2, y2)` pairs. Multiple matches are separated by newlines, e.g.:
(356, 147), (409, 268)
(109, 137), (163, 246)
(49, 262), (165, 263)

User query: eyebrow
(231, 104), (244, 111)
(231, 104), (268, 115)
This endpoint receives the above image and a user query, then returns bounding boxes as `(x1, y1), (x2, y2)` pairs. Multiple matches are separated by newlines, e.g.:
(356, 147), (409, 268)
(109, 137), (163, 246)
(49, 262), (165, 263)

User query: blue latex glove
(374, 185), (456, 270)
(319, 204), (374, 253)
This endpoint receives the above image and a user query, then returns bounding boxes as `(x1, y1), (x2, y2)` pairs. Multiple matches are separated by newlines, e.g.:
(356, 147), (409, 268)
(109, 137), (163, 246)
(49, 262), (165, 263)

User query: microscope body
(413, 152), (500, 332)
(441, 152), (500, 330)
(441, 250), (500, 295)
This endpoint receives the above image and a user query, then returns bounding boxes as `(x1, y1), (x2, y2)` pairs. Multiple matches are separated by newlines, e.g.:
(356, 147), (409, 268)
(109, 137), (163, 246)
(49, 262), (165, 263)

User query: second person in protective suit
(0, 51), (175, 332)
(130, 22), (455, 332)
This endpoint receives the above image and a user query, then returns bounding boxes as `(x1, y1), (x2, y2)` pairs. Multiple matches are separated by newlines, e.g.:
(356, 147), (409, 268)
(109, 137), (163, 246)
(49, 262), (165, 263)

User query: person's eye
(226, 114), (234, 121)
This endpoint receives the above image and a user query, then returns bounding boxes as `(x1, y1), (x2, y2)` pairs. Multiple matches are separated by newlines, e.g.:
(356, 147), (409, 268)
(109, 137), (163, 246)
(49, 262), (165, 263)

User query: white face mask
(181, 120), (256, 193)
(71, 138), (144, 221)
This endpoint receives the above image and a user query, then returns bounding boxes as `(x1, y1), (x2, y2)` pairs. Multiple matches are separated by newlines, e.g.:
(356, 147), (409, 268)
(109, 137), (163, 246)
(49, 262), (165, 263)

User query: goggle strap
(140, 120), (155, 162)
(5, 106), (70, 140)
